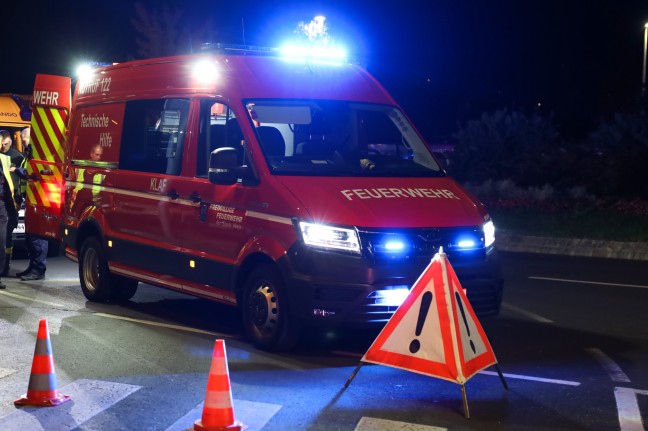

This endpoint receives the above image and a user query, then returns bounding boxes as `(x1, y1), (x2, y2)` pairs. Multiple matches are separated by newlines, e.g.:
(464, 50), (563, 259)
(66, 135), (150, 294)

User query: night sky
(3, 0), (648, 141)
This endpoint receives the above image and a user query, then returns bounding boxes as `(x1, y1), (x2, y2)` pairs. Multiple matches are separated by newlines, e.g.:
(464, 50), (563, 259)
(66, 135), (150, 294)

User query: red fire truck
(26, 46), (502, 350)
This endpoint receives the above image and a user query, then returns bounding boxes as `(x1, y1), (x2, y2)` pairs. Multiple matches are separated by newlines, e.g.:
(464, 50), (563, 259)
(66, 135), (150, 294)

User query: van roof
(73, 53), (396, 106)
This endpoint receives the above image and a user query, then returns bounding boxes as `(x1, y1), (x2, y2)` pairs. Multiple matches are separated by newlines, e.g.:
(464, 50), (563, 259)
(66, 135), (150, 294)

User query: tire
(241, 264), (301, 351)
(112, 275), (139, 302)
(78, 237), (115, 302)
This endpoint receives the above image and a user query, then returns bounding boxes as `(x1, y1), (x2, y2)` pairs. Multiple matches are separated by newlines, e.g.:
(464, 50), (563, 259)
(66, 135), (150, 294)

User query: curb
(496, 230), (648, 261)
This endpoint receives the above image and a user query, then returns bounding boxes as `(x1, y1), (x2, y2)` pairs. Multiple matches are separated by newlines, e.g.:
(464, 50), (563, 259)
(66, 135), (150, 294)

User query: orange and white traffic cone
(194, 339), (243, 431)
(14, 319), (71, 407)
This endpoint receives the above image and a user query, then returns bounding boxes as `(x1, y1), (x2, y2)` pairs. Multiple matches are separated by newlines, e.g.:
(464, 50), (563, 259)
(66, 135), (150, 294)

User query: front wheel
(241, 264), (301, 351)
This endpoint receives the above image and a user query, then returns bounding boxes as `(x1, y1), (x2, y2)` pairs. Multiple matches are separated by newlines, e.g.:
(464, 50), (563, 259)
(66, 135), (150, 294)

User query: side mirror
(208, 147), (253, 185)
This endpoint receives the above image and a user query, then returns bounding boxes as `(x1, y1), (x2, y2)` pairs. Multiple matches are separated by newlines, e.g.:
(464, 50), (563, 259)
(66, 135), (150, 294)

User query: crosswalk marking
(0, 379), (140, 430)
(615, 387), (648, 431)
(0, 377), (281, 431)
(355, 417), (448, 431)
(165, 399), (282, 431)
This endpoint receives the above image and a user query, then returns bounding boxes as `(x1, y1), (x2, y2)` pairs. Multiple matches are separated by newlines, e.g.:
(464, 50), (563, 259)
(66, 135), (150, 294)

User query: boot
(0, 251), (10, 277)
(16, 266), (33, 278)
(20, 271), (45, 281)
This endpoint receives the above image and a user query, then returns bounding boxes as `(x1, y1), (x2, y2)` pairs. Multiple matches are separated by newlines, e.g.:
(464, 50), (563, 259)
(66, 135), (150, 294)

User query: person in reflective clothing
(0, 130), (24, 276)
(0, 151), (18, 288)
(14, 127), (48, 281)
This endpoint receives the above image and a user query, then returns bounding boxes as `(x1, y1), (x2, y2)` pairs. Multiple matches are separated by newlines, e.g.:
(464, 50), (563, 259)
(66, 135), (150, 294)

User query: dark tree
(131, 2), (215, 58)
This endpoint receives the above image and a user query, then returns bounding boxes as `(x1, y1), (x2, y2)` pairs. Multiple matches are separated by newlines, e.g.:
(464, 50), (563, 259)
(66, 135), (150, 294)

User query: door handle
(187, 195), (202, 203)
(166, 190), (180, 200)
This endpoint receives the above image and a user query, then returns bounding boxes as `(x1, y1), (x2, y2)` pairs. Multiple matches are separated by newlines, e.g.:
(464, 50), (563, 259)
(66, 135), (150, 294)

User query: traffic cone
(194, 339), (243, 431)
(14, 319), (71, 407)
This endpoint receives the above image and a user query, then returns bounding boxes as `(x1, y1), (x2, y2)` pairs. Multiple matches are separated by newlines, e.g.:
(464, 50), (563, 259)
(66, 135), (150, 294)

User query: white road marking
(586, 348), (631, 383)
(35, 277), (80, 283)
(93, 312), (238, 338)
(501, 303), (554, 323)
(0, 368), (16, 379)
(165, 399), (282, 431)
(479, 370), (580, 386)
(529, 276), (648, 289)
(334, 358), (581, 387)
(0, 290), (66, 308)
(0, 379), (140, 430)
(614, 387), (648, 431)
(355, 417), (447, 431)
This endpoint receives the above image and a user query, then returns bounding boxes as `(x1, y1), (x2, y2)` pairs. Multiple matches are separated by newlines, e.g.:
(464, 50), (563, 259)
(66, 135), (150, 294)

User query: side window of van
(196, 100), (243, 177)
(120, 98), (189, 175)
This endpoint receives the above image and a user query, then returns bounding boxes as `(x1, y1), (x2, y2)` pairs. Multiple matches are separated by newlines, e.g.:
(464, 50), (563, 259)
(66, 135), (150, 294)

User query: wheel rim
(248, 282), (278, 336)
(82, 247), (100, 293)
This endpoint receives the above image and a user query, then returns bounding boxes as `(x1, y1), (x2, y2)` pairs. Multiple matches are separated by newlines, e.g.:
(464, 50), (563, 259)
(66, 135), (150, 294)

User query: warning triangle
(362, 250), (497, 384)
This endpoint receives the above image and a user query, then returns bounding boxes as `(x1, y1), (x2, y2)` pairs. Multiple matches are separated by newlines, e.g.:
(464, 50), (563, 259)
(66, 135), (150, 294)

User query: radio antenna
(241, 17), (246, 45)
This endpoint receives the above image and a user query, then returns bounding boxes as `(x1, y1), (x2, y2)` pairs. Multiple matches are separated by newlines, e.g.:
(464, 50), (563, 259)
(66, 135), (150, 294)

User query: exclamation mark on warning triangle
(455, 292), (476, 354)
(409, 291), (433, 354)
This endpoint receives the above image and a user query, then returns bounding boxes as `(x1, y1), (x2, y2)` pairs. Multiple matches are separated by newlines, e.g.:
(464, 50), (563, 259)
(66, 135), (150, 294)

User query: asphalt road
(0, 251), (647, 430)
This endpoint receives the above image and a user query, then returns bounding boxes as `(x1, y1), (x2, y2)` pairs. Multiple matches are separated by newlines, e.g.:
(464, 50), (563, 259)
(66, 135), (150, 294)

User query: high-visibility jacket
(0, 154), (15, 198)
(18, 144), (31, 196)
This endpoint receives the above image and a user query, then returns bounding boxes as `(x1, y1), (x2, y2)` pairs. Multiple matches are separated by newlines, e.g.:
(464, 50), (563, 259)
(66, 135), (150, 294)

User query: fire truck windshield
(246, 100), (444, 177)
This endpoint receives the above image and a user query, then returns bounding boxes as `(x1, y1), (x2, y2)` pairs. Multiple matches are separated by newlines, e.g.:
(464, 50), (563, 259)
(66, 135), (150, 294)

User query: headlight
(483, 219), (495, 248)
(298, 221), (360, 253)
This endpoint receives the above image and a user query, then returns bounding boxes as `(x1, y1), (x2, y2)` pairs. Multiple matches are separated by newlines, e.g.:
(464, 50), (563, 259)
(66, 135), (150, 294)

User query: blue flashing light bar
(199, 42), (350, 65)
(74, 61), (116, 78)
(279, 44), (347, 62)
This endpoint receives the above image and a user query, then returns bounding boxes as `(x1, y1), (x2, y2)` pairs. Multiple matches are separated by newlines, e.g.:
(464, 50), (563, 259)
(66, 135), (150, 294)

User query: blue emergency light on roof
(200, 42), (277, 55)
(279, 44), (347, 63)
(280, 15), (349, 64)
(200, 16), (349, 64)
(199, 41), (348, 64)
